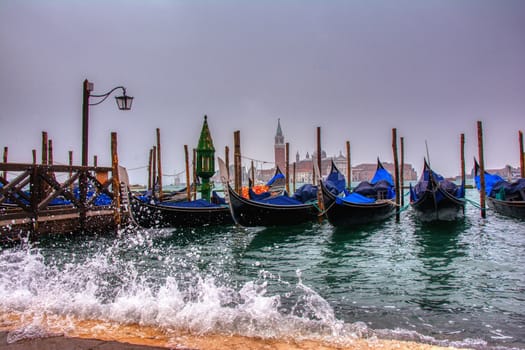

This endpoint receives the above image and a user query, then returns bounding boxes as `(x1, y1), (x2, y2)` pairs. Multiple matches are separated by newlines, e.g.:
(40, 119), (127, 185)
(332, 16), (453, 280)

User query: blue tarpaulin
(292, 184), (318, 203)
(2, 188), (73, 206)
(253, 195), (304, 205)
(336, 192), (376, 204)
(353, 180), (394, 199)
(266, 172), (285, 186)
(476, 173), (525, 200)
(325, 166), (346, 195)
(491, 178), (525, 197)
(370, 167), (394, 186)
(475, 172), (504, 196)
(411, 166), (463, 202)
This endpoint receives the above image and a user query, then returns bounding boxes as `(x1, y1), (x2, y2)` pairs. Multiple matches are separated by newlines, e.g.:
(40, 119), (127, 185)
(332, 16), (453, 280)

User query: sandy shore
(0, 311), (468, 350)
(0, 331), (469, 350)
(0, 331), (175, 350)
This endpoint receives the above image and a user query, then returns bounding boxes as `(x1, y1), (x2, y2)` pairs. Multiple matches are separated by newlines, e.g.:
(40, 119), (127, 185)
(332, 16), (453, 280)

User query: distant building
(263, 120), (418, 184)
(470, 164), (521, 181)
(352, 162), (417, 183)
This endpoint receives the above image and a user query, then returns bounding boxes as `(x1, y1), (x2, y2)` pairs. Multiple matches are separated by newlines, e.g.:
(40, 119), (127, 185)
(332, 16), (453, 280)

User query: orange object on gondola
(241, 184), (269, 199)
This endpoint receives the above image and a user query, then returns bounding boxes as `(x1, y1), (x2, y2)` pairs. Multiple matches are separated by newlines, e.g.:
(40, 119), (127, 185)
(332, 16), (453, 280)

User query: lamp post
(81, 79), (133, 167)
(79, 79), (133, 231)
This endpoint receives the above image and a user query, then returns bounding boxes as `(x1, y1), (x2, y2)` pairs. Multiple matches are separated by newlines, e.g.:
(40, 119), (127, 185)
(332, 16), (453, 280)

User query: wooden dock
(1, 134), (130, 243)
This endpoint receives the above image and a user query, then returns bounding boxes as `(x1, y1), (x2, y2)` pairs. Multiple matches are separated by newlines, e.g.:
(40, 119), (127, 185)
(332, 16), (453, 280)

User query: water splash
(0, 236), (348, 342)
(0, 216), (523, 350)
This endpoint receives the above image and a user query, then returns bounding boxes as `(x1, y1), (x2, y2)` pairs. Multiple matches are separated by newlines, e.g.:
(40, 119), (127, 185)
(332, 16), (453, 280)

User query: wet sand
(0, 331), (175, 350)
(0, 311), (468, 350)
(0, 331), (469, 350)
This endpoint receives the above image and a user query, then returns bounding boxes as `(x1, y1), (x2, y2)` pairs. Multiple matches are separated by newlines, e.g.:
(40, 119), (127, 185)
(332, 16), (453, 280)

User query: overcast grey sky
(1, 0), (524, 184)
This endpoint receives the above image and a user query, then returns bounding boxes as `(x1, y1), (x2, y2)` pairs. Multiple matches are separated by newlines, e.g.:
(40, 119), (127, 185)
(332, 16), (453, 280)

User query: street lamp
(81, 79), (133, 167)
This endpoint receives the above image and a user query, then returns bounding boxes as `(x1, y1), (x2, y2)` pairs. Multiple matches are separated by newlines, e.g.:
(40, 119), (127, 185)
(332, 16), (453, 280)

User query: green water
(1, 190), (524, 348)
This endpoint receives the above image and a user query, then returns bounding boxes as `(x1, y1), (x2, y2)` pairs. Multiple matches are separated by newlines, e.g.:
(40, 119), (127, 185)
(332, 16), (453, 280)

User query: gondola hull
(411, 188), (465, 222)
(320, 181), (396, 227)
(226, 185), (318, 227)
(131, 197), (234, 228)
(487, 197), (525, 219)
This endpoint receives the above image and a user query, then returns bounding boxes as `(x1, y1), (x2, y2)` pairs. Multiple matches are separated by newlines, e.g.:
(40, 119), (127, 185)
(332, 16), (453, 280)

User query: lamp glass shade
(115, 95), (133, 110)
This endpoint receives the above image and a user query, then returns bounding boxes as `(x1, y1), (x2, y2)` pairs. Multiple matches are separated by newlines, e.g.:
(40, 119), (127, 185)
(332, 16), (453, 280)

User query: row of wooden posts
(2, 132), (105, 175)
(5, 123), (524, 212)
(143, 122), (525, 221)
(2, 121), (524, 236)
(145, 128), (198, 202)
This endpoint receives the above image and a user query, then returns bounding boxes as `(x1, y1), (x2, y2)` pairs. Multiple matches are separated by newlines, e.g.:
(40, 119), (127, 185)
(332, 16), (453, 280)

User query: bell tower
(274, 118), (285, 171)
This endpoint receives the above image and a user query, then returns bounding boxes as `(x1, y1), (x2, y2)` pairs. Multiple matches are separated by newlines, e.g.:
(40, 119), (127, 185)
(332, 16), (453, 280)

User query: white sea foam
(0, 237), (516, 350)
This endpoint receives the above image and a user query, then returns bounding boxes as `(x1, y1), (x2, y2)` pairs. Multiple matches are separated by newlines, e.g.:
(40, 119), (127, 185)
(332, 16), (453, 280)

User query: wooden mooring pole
(392, 128), (400, 222)
(152, 146), (157, 197)
(460, 133), (466, 186)
(346, 141), (351, 190)
(518, 130), (525, 179)
(41, 132), (49, 195)
(316, 127), (324, 216)
(192, 148), (197, 200)
(225, 146), (230, 180)
(285, 142), (290, 194)
(293, 162), (296, 193)
(41, 131), (48, 165)
(234, 130), (241, 194)
(147, 148), (153, 192)
(477, 121), (487, 218)
(69, 151), (74, 192)
(111, 132), (121, 228)
(156, 128), (163, 200)
(316, 127), (321, 181)
(48, 140), (53, 165)
(184, 145), (191, 201)
(400, 137), (405, 207)
(32, 149), (36, 165)
(48, 139), (55, 183)
(2, 146), (7, 179)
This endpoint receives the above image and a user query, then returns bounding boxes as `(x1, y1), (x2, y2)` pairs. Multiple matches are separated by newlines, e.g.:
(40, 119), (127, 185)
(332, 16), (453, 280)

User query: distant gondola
(320, 160), (396, 226)
(474, 160), (525, 219)
(219, 158), (319, 227)
(130, 193), (234, 228)
(410, 160), (465, 221)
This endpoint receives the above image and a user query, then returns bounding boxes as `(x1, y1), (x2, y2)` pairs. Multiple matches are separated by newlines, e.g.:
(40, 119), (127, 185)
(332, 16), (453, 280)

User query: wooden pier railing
(0, 162), (129, 241)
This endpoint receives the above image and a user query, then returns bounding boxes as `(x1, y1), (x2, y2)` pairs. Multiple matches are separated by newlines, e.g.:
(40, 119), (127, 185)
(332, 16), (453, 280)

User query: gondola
(218, 158), (319, 227)
(474, 161), (525, 219)
(225, 183), (319, 227)
(130, 193), (234, 228)
(410, 160), (465, 221)
(320, 160), (396, 227)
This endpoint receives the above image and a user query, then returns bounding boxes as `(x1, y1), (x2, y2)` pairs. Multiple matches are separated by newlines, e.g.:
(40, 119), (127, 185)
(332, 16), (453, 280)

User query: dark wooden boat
(130, 195), (234, 228)
(410, 160), (465, 221)
(320, 160), (396, 227)
(217, 157), (319, 227)
(475, 161), (525, 220)
(225, 183), (319, 227)
(486, 196), (525, 219)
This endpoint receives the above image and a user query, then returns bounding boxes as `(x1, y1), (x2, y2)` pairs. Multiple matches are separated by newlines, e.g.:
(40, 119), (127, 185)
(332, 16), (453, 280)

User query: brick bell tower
(274, 118), (285, 171)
